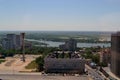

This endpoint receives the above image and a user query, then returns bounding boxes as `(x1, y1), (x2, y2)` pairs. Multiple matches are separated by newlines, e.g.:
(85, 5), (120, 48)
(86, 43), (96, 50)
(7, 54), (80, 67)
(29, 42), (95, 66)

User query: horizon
(0, 30), (115, 32)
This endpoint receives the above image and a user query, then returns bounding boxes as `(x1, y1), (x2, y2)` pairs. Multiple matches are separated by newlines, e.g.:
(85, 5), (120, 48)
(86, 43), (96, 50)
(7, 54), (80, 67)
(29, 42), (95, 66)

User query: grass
(0, 59), (5, 64)
(25, 60), (38, 69)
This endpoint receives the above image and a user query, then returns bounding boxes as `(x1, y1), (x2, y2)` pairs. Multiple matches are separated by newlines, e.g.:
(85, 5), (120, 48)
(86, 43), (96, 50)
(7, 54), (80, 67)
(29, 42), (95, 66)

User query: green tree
(92, 54), (100, 64)
(35, 56), (44, 72)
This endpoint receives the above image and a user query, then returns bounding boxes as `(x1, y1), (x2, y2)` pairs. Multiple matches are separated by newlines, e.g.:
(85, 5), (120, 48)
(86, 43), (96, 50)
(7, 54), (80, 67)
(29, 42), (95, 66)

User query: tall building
(1, 38), (11, 50)
(59, 38), (77, 51)
(1, 33), (23, 50)
(7, 34), (17, 49)
(111, 32), (120, 78)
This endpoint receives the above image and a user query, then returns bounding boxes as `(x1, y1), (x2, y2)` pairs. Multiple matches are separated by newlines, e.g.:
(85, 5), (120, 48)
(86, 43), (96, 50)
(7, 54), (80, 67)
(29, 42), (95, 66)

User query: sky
(0, 0), (120, 31)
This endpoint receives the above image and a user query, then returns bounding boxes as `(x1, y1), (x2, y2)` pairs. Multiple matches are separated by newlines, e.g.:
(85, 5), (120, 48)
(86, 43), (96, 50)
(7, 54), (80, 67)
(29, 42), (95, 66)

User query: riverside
(26, 39), (110, 48)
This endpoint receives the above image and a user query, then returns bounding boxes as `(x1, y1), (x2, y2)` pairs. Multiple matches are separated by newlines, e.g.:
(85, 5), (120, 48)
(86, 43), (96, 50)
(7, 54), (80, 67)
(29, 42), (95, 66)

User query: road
(85, 64), (105, 80)
(0, 74), (89, 80)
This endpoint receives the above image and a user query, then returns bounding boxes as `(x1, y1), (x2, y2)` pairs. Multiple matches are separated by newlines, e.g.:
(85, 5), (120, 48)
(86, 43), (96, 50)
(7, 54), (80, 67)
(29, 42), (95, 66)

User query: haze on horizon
(0, 0), (120, 31)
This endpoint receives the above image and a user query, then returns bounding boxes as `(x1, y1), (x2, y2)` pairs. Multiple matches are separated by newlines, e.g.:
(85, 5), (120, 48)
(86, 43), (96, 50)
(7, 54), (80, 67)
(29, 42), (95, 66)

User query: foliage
(99, 62), (108, 67)
(0, 46), (59, 57)
(81, 47), (100, 64)
(35, 56), (44, 72)
(92, 54), (100, 64)
(25, 31), (110, 43)
(24, 47), (59, 71)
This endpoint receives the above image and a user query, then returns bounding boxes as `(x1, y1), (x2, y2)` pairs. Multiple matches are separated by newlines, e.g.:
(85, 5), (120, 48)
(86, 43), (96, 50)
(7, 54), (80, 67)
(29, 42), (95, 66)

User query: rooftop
(46, 51), (82, 59)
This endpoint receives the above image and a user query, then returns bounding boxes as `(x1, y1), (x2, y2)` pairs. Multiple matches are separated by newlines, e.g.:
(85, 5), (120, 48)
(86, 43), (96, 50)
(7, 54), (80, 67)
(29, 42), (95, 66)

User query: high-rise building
(111, 32), (120, 78)
(59, 38), (77, 51)
(7, 34), (17, 49)
(1, 33), (23, 50)
(1, 38), (11, 50)
(16, 35), (22, 49)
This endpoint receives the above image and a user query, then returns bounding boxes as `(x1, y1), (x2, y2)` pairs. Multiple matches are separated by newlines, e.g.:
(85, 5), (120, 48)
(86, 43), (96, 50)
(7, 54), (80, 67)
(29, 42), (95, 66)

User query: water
(26, 39), (110, 48)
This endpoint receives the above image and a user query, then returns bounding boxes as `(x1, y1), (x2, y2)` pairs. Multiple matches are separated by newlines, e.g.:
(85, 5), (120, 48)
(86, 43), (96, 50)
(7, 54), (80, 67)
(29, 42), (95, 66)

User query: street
(0, 74), (89, 80)
(85, 64), (105, 80)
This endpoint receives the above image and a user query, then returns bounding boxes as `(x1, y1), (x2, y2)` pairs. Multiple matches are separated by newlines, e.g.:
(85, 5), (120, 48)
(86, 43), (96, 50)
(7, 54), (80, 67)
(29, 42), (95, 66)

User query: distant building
(16, 35), (22, 49)
(110, 32), (120, 78)
(25, 42), (32, 49)
(44, 52), (85, 74)
(59, 38), (77, 51)
(1, 33), (23, 50)
(99, 48), (111, 65)
(7, 34), (17, 49)
(1, 38), (11, 50)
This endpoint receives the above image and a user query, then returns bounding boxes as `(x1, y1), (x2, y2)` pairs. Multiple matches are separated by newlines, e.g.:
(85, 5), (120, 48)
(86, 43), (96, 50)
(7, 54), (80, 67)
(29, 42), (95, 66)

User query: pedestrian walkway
(108, 71), (120, 80)
(103, 67), (120, 80)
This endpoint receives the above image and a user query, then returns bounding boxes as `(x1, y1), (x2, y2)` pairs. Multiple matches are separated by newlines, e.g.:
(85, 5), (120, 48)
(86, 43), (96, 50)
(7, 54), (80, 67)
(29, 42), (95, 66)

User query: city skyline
(0, 0), (120, 31)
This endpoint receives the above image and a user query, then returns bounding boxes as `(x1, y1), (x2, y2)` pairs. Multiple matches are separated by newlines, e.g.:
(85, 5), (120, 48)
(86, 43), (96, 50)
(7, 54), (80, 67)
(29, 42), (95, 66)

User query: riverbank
(26, 39), (111, 48)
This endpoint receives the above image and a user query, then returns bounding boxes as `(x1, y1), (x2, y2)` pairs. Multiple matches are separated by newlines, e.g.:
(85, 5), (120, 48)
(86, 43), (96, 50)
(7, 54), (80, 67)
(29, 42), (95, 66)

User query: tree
(92, 54), (100, 64)
(35, 56), (44, 72)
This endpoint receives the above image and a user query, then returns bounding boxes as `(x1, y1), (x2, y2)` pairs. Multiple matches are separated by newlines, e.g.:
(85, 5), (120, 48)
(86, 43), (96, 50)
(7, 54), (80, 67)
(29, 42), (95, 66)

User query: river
(26, 39), (111, 48)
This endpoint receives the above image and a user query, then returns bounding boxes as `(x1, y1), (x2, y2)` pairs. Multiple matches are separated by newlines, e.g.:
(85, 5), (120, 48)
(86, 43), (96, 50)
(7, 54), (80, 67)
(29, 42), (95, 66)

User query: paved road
(88, 69), (104, 80)
(0, 74), (89, 80)
(85, 64), (105, 80)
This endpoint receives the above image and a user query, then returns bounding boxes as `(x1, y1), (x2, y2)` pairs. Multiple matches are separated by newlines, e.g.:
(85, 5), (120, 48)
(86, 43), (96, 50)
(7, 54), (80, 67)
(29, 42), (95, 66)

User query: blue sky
(0, 0), (120, 31)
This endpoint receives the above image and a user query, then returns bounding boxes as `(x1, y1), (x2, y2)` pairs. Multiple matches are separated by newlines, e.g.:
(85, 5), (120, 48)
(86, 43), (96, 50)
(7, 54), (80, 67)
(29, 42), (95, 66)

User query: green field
(25, 60), (37, 69)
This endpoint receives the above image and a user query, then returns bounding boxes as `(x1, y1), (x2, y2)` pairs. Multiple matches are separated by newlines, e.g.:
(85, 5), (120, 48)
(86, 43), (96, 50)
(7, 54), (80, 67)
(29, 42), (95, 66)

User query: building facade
(7, 34), (17, 49)
(99, 48), (111, 65)
(1, 38), (11, 50)
(16, 35), (22, 49)
(59, 38), (77, 51)
(44, 58), (85, 74)
(111, 32), (120, 78)
(1, 33), (23, 50)
(44, 51), (85, 74)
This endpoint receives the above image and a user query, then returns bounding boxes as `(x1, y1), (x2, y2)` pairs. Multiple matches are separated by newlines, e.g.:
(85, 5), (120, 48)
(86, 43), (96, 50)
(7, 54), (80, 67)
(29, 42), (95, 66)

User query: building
(1, 38), (11, 50)
(99, 48), (111, 65)
(1, 33), (23, 50)
(59, 38), (77, 51)
(25, 41), (32, 49)
(16, 35), (22, 49)
(7, 34), (17, 49)
(110, 32), (120, 78)
(44, 51), (85, 74)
